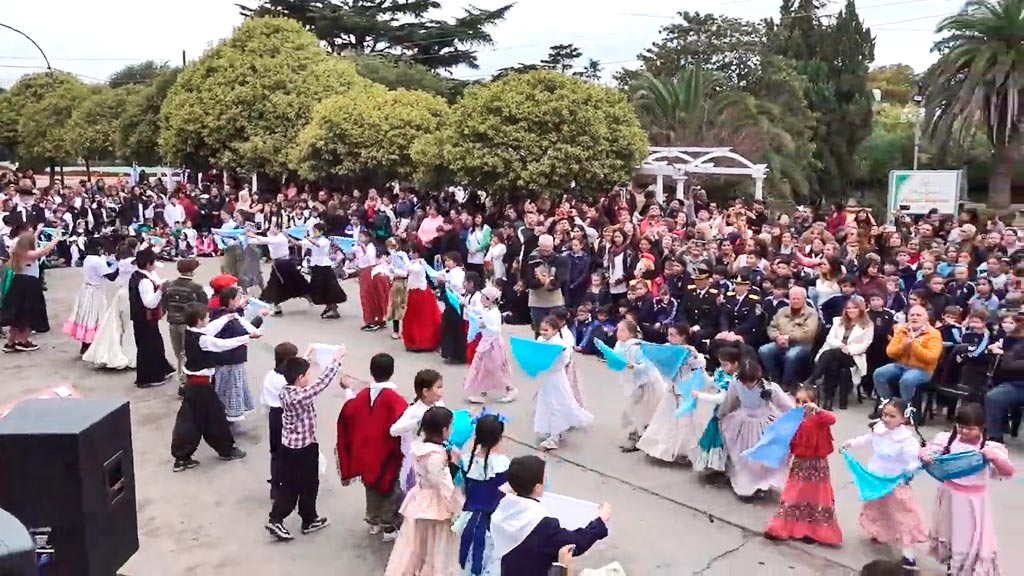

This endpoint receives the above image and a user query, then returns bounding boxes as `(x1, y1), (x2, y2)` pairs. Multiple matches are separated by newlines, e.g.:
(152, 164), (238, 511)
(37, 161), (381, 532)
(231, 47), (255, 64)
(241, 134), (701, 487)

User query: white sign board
(887, 170), (962, 218)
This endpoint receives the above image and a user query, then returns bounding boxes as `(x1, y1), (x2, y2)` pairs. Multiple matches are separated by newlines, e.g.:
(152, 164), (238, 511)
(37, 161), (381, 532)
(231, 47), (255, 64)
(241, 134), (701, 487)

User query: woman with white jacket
(803, 296), (874, 410)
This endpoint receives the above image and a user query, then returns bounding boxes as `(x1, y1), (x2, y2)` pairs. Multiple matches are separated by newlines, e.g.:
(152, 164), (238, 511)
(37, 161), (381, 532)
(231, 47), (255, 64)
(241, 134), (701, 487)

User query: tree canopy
(66, 86), (132, 165)
(239, 0), (512, 70)
(108, 60), (172, 89)
(292, 85), (448, 182)
(9, 72), (91, 166)
(159, 17), (370, 174)
(117, 68), (180, 165)
(414, 70), (648, 198)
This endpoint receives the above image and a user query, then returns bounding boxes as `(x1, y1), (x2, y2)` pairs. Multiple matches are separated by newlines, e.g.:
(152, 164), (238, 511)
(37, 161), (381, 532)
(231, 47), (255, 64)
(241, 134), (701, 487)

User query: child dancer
(64, 237), (118, 355)
(438, 252), (468, 364)
(354, 229), (384, 330)
(265, 345), (346, 541)
(614, 320), (667, 453)
(764, 385), (843, 546)
(692, 347), (742, 474)
(82, 237), (139, 368)
(302, 223), (346, 319)
(385, 238), (410, 340)
(249, 226), (309, 316)
(402, 248), (442, 352)
(390, 369), (447, 494)
(336, 353), (408, 542)
(170, 303), (249, 472)
(921, 403), (1014, 575)
(535, 315), (594, 451)
(210, 286), (265, 423)
(491, 455), (610, 575)
(718, 353), (796, 498)
(456, 414), (509, 576)
(637, 322), (705, 464)
(261, 341), (299, 500)
(842, 397), (928, 570)
(464, 286), (516, 404)
(463, 272), (484, 365)
(384, 406), (465, 576)
(553, 307), (586, 408)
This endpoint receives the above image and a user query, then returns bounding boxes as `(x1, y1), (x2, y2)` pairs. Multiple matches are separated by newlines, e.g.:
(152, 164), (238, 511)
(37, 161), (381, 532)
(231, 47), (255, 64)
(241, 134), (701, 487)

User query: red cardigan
(336, 387), (406, 494)
(789, 410), (836, 459)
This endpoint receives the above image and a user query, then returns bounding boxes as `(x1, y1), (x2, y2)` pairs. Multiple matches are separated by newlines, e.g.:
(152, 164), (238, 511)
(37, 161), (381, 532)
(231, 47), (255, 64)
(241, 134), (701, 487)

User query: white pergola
(635, 147), (769, 202)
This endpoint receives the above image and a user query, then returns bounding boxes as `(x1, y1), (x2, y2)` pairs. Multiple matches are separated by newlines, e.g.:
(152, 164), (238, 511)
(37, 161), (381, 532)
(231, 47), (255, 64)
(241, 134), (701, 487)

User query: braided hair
(942, 402), (987, 454)
(463, 415), (504, 479)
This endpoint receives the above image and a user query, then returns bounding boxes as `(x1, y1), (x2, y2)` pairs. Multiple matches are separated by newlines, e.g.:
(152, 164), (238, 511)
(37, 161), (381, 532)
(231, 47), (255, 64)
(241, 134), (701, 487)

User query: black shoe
(838, 396), (849, 410)
(901, 557), (918, 571)
(822, 399), (834, 411)
(2, 343), (20, 353)
(360, 324), (374, 331)
(219, 447), (247, 461)
(172, 458), (200, 472)
(368, 324), (383, 332)
(265, 522), (294, 541)
(301, 517), (330, 534)
(15, 341), (39, 352)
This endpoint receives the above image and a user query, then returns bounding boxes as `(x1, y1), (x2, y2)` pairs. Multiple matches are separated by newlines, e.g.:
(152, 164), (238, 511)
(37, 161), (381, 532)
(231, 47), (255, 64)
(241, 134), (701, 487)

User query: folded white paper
(540, 493), (604, 532)
(310, 343), (342, 367)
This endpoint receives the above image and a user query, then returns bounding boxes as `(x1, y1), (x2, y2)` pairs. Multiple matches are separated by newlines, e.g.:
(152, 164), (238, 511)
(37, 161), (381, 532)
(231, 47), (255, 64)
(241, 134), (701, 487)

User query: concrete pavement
(3, 260), (1021, 575)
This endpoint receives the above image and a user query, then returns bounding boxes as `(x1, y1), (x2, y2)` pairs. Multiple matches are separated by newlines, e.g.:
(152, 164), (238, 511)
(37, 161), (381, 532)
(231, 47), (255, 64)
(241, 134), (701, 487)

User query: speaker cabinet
(0, 399), (138, 576)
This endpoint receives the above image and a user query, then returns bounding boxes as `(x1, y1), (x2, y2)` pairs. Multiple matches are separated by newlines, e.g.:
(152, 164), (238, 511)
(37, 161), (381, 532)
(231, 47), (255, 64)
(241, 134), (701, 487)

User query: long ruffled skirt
(636, 393), (697, 463)
(929, 484), (1000, 575)
(858, 483), (928, 546)
(719, 407), (788, 497)
(384, 518), (461, 576)
(694, 411), (727, 472)
(403, 288), (441, 352)
(63, 284), (107, 344)
(464, 336), (512, 396)
(764, 456), (843, 545)
(82, 288), (136, 370)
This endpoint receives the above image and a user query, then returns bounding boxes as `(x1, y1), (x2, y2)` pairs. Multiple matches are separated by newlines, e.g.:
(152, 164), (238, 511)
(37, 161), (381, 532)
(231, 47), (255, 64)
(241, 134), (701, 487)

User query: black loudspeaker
(0, 399), (138, 576)
(0, 508), (35, 576)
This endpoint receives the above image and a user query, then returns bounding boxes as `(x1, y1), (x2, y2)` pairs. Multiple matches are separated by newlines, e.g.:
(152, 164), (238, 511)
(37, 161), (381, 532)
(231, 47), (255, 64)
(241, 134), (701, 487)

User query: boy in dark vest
(163, 259), (208, 392)
(169, 302), (250, 472)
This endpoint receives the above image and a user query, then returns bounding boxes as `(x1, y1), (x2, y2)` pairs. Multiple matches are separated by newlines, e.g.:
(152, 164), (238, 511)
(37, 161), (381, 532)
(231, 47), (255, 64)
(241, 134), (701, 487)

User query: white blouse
(82, 255), (116, 286)
(355, 242), (377, 269)
(847, 422), (922, 477)
(301, 237), (333, 267)
(408, 260), (429, 291)
(445, 266), (466, 295)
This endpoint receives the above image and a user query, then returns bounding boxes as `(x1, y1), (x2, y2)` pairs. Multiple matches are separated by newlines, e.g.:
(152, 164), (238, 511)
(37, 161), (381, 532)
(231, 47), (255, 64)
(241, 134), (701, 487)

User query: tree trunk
(84, 158), (91, 182)
(988, 131), (1021, 209)
(48, 159), (56, 187)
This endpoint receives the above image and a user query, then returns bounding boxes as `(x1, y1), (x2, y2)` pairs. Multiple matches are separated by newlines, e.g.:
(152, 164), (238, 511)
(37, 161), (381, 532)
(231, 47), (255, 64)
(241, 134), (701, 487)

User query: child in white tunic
(636, 323), (705, 464)
(389, 369), (446, 493)
(534, 316), (593, 451)
(614, 320), (667, 452)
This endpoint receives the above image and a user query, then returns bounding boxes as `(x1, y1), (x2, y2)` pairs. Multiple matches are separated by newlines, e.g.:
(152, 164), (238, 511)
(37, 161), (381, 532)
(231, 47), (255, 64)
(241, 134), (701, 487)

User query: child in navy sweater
(491, 455), (610, 575)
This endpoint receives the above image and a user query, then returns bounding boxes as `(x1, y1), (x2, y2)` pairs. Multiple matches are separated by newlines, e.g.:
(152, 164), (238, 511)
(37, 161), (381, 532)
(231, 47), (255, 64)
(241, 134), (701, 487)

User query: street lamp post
(0, 22), (52, 72)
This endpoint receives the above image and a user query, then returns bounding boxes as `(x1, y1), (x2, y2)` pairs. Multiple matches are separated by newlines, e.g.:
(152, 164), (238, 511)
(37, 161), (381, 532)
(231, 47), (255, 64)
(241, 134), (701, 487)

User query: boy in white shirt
(262, 341), (299, 500)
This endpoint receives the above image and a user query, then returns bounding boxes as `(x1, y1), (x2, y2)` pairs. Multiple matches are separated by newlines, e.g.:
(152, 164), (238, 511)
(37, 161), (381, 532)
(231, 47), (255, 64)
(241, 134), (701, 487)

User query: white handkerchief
(53, 386), (73, 398)
(310, 343), (341, 367)
(540, 493), (605, 532)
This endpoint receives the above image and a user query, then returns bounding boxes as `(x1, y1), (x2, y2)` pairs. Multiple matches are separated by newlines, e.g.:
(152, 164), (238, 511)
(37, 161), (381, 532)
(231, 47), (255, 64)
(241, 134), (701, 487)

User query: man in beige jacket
(759, 286), (820, 390)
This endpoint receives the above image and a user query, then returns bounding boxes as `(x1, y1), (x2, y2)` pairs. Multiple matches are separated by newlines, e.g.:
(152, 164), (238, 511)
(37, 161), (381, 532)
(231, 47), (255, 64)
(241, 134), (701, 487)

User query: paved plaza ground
(3, 261), (1022, 575)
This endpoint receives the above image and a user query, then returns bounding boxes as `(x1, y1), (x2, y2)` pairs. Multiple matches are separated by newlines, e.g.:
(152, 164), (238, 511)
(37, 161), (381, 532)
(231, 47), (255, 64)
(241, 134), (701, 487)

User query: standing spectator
(523, 235), (568, 334)
(759, 286), (819, 390)
(872, 304), (943, 409)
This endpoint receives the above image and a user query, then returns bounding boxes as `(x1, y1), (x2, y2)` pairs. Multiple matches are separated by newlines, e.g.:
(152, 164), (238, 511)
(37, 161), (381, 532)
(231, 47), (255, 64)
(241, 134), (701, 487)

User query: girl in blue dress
(455, 414), (509, 576)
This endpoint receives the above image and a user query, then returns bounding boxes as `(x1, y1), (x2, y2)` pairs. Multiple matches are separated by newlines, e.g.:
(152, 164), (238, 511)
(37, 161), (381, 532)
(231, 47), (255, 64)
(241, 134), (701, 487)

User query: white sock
(902, 547), (916, 561)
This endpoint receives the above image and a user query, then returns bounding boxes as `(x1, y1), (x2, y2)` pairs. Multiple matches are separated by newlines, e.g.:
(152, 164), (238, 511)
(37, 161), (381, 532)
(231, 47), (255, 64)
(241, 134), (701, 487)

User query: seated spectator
(872, 304), (943, 410)
(985, 315), (1024, 442)
(804, 295), (874, 410)
(758, 285), (819, 390)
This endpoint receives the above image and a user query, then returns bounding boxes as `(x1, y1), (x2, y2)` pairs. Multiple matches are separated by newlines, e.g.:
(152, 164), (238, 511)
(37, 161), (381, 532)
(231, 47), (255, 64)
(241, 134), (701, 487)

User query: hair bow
(904, 405), (916, 419)
(472, 407), (510, 426)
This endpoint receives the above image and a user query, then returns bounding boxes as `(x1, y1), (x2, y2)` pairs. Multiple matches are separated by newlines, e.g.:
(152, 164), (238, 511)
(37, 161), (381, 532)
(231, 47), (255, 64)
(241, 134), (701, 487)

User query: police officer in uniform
(707, 270), (763, 362)
(681, 263), (720, 352)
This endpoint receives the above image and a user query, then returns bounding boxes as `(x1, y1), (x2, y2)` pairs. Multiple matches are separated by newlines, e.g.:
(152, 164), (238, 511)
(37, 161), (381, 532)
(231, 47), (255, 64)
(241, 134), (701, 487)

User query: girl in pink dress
(384, 406), (465, 576)
(921, 403), (1014, 575)
(464, 286), (516, 404)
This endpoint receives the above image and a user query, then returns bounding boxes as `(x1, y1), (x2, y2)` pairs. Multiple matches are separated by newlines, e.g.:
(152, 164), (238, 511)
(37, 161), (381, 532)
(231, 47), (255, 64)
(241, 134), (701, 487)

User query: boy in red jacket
(335, 353), (407, 541)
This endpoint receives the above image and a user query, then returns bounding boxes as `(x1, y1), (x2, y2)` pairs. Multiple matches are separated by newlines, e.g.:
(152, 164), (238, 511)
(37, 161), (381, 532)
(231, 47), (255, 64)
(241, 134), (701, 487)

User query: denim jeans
(872, 363), (932, 401)
(757, 342), (811, 387)
(985, 383), (1024, 437)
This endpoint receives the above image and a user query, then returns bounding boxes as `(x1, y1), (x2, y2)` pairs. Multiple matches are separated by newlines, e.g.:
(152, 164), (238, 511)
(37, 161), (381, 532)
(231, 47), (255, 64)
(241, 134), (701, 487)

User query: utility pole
(182, 50), (186, 67)
(0, 21), (55, 183)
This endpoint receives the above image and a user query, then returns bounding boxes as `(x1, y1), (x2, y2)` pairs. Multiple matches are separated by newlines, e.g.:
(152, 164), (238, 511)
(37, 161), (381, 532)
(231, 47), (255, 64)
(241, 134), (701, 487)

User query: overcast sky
(0, 0), (961, 89)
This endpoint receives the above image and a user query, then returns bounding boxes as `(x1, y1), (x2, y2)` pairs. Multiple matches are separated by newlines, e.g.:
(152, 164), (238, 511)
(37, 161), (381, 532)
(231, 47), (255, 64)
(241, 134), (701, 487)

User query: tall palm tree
(922, 0), (1023, 208)
(629, 68), (810, 199)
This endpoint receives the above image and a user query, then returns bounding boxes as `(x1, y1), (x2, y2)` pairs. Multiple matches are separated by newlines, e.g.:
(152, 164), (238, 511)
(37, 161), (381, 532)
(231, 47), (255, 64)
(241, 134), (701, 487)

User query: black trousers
(808, 348), (855, 403)
(268, 407), (284, 496)
(133, 319), (173, 386)
(170, 382), (236, 460)
(269, 443), (320, 525)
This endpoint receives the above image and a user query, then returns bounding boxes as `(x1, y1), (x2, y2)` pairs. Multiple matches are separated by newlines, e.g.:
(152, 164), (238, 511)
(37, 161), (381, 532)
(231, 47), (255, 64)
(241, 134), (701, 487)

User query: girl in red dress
(764, 385), (843, 546)
(401, 245), (442, 352)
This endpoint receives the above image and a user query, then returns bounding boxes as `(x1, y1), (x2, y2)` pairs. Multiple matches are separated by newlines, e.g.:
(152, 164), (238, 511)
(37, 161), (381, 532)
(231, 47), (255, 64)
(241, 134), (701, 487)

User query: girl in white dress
(637, 323), (705, 464)
(63, 238), (118, 355)
(389, 369), (447, 493)
(464, 286), (515, 404)
(614, 320), (667, 452)
(83, 238), (141, 369)
(535, 315), (593, 451)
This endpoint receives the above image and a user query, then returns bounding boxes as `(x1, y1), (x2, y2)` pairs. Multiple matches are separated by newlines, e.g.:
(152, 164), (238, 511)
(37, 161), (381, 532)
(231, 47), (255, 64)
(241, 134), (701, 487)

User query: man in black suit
(7, 186), (46, 228)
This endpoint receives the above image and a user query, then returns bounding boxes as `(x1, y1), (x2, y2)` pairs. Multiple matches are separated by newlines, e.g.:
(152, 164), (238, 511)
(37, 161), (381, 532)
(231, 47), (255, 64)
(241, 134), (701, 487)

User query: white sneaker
(539, 436), (559, 451)
(497, 387), (518, 403)
(368, 524), (381, 535)
(382, 529), (399, 543)
(466, 395), (487, 404)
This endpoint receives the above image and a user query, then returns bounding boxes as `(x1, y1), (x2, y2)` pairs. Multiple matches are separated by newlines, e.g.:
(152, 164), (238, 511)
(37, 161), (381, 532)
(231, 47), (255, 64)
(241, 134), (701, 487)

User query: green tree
(0, 91), (17, 161)
(239, 0), (512, 70)
(541, 44), (583, 73)
(868, 64), (918, 105)
(576, 59), (603, 82)
(159, 17), (370, 174)
(292, 86), (447, 182)
(108, 60), (170, 88)
(922, 0), (1023, 208)
(9, 72), (90, 169)
(348, 54), (451, 99)
(117, 67), (180, 165)
(414, 70), (648, 198)
(618, 11), (766, 89)
(67, 86), (133, 168)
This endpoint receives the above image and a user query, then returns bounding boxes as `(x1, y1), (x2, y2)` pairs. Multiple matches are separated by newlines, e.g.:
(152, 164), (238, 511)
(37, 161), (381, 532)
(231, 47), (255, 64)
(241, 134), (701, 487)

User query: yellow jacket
(886, 324), (943, 373)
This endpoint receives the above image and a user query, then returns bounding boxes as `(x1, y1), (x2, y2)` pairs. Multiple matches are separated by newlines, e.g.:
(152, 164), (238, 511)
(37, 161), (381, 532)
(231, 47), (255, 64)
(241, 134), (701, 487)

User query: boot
(838, 374), (852, 410)
(821, 378), (836, 411)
